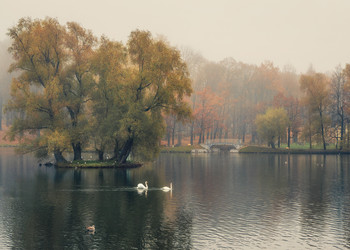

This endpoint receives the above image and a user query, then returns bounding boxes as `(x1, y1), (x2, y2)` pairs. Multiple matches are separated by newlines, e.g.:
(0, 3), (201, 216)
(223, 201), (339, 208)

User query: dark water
(1, 148), (350, 249)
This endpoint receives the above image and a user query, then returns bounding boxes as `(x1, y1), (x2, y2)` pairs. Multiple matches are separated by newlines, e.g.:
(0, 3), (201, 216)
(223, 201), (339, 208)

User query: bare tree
(330, 65), (348, 149)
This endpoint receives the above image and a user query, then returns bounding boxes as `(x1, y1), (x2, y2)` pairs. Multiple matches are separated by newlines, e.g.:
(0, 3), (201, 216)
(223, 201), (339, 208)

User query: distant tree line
(173, 50), (350, 150)
(2, 17), (350, 161)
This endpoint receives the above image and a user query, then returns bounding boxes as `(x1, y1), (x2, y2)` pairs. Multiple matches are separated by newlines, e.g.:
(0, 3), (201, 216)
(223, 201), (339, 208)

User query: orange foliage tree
(300, 73), (330, 150)
(193, 87), (223, 144)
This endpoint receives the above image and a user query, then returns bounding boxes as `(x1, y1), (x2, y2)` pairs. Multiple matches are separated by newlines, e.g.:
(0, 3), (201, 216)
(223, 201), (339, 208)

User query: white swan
(137, 181), (148, 190)
(161, 183), (172, 191)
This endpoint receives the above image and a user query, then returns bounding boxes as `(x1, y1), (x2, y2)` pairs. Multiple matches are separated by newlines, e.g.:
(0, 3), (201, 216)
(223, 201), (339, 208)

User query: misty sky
(1, 0), (350, 73)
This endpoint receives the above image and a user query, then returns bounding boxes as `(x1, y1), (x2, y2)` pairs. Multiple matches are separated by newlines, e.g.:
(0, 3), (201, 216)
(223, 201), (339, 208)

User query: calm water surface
(1, 148), (350, 249)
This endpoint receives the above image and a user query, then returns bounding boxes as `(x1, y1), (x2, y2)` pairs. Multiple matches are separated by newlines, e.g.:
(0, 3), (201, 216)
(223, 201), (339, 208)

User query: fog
(1, 0), (350, 73)
(1, 0), (350, 152)
(0, 40), (11, 96)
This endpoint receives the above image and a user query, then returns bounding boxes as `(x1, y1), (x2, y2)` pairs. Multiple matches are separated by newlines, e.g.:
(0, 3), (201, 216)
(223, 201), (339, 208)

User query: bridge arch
(202, 139), (242, 152)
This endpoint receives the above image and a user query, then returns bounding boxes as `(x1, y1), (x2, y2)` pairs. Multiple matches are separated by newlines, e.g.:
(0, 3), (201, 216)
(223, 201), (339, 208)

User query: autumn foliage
(5, 17), (192, 163)
(4, 17), (350, 156)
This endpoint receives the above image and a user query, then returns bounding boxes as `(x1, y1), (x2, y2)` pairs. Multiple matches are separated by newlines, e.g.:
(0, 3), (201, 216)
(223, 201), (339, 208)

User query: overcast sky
(1, 0), (350, 73)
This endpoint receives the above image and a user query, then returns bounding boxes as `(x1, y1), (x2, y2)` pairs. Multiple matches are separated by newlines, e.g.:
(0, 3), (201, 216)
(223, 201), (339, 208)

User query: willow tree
(110, 30), (192, 163)
(90, 37), (128, 161)
(62, 22), (97, 160)
(87, 31), (193, 163)
(6, 18), (192, 164)
(6, 17), (69, 162)
(6, 18), (96, 162)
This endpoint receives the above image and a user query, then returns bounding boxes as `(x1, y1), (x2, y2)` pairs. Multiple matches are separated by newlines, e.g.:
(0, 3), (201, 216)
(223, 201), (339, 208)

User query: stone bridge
(196, 139), (242, 153)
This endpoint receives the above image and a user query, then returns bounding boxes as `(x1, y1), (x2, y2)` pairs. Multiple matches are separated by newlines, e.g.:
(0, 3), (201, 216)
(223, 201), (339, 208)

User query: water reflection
(0, 149), (193, 249)
(1, 148), (350, 248)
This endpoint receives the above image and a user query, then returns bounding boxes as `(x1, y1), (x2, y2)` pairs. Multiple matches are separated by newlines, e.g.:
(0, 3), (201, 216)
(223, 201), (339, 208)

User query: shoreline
(161, 145), (350, 155)
(238, 146), (350, 155)
(55, 161), (142, 169)
(160, 145), (200, 153)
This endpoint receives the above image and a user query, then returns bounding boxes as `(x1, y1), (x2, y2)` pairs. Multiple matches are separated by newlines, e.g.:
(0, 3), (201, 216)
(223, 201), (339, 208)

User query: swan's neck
(170, 183), (172, 189)
(145, 182), (148, 188)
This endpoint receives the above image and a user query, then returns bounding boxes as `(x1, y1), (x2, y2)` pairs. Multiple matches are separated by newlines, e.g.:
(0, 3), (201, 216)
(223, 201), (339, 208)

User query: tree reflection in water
(1, 148), (350, 249)
(0, 149), (193, 249)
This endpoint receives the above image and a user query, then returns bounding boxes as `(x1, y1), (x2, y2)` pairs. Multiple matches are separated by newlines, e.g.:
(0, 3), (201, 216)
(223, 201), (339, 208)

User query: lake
(1, 148), (350, 249)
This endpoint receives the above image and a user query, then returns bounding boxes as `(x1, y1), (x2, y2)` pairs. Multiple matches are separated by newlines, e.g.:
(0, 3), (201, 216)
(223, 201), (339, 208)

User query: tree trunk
(251, 131), (256, 143)
(118, 137), (134, 164)
(292, 129), (298, 143)
(335, 129), (339, 150)
(167, 131), (171, 147)
(171, 119), (176, 146)
(72, 142), (82, 161)
(171, 129), (175, 146)
(54, 149), (66, 163)
(0, 97), (2, 131)
(177, 128), (182, 146)
(198, 131), (202, 144)
(113, 139), (120, 160)
(190, 121), (194, 145)
(308, 114), (312, 149)
(287, 126), (291, 148)
(347, 121), (350, 149)
(241, 124), (246, 143)
(213, 127), (218, 140)
(67, 107), (84, 160)
(340, 114), (344, 150)
(319, 110), (326, 150)
(97, 150), (104, 161)
(198, 122), (204, 144)
(309, 132), (312, 149)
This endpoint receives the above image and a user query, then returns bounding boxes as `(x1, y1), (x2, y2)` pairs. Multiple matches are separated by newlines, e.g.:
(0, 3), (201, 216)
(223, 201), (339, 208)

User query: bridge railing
(205, 139), (241, 145)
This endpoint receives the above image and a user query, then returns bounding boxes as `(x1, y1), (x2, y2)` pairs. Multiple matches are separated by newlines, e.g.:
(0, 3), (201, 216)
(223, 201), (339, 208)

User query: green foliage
(6, 18), (69, 161)
(131, 111), (165, 162)
(90, 30), (192, 163)
(239, 146), (283, 153)
(6, 18), (193, 163)
(256, 107), (289, 148)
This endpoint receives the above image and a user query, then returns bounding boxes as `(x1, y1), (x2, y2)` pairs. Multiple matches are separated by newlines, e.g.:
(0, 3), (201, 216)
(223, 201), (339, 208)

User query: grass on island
(280, 143), (337, 150)
(239, 144), (350, 154)
(56, 160), (142, 168)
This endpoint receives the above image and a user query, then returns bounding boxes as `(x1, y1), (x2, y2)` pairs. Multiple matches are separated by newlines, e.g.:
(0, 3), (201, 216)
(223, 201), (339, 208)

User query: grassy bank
(55, 160), (142, 168)
(239, 145), (350, 154)
(0, 144), (17, 147)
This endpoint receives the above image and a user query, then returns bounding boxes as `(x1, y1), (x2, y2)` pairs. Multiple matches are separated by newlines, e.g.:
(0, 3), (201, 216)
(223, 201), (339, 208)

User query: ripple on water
(2, 152), (350, 249)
